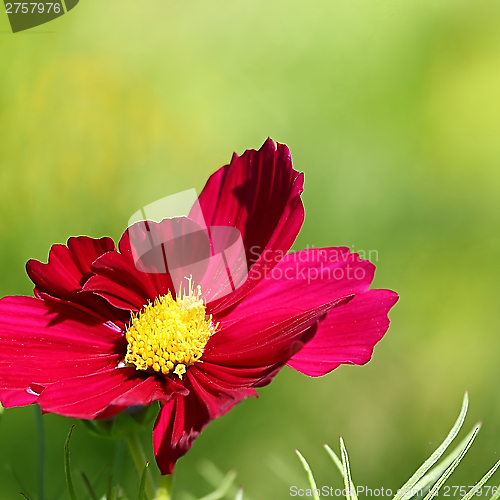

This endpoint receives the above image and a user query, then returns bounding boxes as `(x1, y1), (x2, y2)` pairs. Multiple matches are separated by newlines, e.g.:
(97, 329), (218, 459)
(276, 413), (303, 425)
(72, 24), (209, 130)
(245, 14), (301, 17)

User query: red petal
(0, 388), (38, 408)
(83, 257), (153, 311)
(287, 289), (399, 376)
(0, 296), (123, 393)
(120, 217), (210, 293)
(195, 361), (278, 389)
(204, 299), (344, 368)
(153, 368), (254, 475)
(224, 247), (374, 317)
(190, 139), (305, 313)
(200, 247), (383, 382)
(37, 368), (187, 419)
(85, 218), (212, 310)
(27, 236), (115, 295)
(26, 236), (123, 321)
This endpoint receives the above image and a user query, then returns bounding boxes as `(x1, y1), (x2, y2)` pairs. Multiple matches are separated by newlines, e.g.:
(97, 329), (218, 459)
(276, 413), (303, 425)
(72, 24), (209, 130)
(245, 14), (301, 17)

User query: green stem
(156, 474), (172, 500)
(113, 439), (125, 487)
(34, 405), (45, 500)
(125, 433), (155, 500)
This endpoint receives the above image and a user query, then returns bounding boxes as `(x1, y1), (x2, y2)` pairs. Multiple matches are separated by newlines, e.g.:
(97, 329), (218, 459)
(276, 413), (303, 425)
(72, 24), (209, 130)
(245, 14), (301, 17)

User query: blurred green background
(1, 0), (500, 498)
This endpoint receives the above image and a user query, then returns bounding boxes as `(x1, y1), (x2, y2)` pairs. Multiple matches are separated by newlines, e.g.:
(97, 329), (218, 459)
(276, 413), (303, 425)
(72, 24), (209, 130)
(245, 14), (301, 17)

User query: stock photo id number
(2, 0), (78, 32)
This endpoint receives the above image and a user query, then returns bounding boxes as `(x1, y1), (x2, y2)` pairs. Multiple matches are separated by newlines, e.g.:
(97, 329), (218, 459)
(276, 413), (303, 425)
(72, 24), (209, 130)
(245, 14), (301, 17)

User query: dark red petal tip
(189, 138), (305, 312)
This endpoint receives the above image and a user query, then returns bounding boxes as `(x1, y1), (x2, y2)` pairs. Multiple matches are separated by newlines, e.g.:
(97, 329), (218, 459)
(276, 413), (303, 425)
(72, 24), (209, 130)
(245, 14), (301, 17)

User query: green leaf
(340, 438), (358, 500)
(198, 460), (250, 500)
(197, 470), (237, 500)
(80, 470), (99, 500)
(422, 424), (481, 500)
(295, 450), (320, 500)
(64, 425), (79, 500)
(490, 485), (500, 500)
(34, 405), (45, 500)
(409, 424), (480, 497)
(394, 392), (469, 500)
(107, 477), (114, 500)
(324, 443), (356, 498)
(138, 461), (149, 500)
(461, 460), (500, 500)
(110, 485), (118, 500)
(235, 488), (243, 500)
(324, 444), (343, 475)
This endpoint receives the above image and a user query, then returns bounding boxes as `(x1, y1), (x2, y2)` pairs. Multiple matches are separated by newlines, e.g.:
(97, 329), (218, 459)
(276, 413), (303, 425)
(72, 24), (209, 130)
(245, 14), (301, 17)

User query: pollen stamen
(124, 280), (216, 379)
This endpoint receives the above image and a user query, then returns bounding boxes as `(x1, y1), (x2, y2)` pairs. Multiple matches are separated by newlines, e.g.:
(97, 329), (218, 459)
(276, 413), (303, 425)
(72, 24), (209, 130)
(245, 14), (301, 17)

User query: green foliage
(138, 462), (150, 500)
(63, 426), (144, 500)
(297, 394), (500, 500)
(65, 426), (79, 500)
(81, 405), (159, 440)
(178, 461), (249, 500)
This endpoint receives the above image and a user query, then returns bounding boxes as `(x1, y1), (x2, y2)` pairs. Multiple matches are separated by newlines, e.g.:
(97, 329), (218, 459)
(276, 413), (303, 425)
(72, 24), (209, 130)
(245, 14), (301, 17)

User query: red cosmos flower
(0, 139), (398, 474)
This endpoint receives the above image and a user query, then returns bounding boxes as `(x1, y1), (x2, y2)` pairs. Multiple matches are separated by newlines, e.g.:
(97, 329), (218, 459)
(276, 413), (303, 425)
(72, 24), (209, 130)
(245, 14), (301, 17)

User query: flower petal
(287, 289), (399, 376)
(26, 236), (123, 321)
(27, 236), (115, 296)
(153, 368), (254, 475)
(225, 247), (374, 317)
(84, 218), (211, 310)
(83, 253), (154, 311)
(203, 300), (344, 368)
(0, 388), (38, 408)
(37, 368), (187, 419)
(0, 296), (123, 393)
(196, 361), (282, 390)
(190, 139), (305, 313)
(200, 247), (384, 383)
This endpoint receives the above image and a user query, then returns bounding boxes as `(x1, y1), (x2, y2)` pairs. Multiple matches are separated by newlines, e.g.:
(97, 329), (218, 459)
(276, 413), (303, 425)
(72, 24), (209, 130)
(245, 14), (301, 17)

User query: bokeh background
(1, 0), (500, 498)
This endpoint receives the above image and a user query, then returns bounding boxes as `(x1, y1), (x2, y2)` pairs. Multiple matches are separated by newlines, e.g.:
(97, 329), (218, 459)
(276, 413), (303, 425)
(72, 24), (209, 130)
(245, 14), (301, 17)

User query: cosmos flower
(0, 139), (398, 474)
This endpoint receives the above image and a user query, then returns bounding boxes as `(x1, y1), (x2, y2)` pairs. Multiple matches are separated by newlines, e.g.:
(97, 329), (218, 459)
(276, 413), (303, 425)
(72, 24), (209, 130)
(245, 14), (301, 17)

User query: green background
(1, 0), (500, 498)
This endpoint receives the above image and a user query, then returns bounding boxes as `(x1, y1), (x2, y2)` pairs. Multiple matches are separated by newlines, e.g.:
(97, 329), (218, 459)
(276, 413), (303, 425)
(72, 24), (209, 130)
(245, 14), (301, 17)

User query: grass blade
(80, 470), (99, 500)
(107, 477), (114, 500)
(198, 460), (255, 500)
(395, 393), (469, 500)
(325, 443), (357, 498)
(409, 424), (480, 497)
(235, 488), (243, 500)
(64, 425), (79, 500)
(197, 470), (237, 500)
(9, 465), (33, 499)
(34, 406), (45, 500)
(491, 485), (500, 500)
(296, 450), (320, 500)
(422, 424), (481, 500)
(461, 460), (500, 500)
(110, 485), (118, 500)
(340, 438), (358, 500)
(138, 461), (149, 500)
(324, 444), (344, 477)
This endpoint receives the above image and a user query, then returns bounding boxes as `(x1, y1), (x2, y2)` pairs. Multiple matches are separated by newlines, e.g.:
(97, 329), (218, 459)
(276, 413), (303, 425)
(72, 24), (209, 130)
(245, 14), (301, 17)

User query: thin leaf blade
(138, 461), (150, 500)
(422, 424), (481, 500)
(296, 450), (320, 500)
(64, 425), (79, 500)
(461, 460), (500, 500)
(410, 424), (480, 497)
(395, 393), (469, 500)
(340, 438), (358, 500)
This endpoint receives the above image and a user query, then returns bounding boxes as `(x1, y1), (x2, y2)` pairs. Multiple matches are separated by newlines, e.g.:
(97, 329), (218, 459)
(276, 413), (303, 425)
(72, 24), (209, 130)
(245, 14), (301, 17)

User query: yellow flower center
(124, 282), (216, 379)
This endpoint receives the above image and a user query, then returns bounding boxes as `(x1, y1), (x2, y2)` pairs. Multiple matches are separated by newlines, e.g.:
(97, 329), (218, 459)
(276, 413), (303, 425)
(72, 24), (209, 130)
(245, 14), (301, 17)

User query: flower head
(0, 139), (398, 474)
